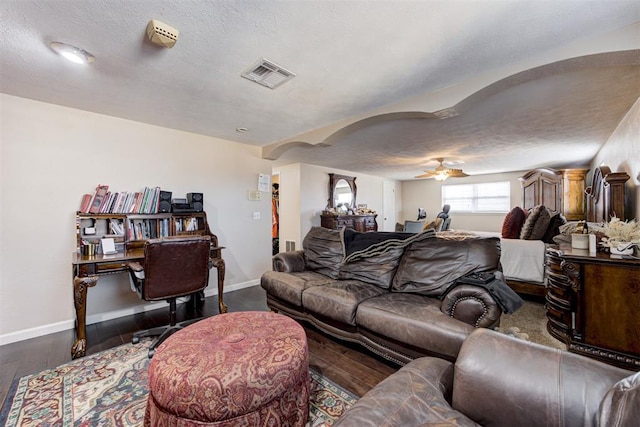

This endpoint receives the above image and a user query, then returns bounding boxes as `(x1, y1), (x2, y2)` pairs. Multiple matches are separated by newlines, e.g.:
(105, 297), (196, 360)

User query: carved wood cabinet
(320, 213), (378, 232)
(546, 246), (640, 370)
(519, 168), (588, 220)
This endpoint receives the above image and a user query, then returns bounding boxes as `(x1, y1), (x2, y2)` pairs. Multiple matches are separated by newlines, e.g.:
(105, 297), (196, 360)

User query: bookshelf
(76, 212), (211, 254)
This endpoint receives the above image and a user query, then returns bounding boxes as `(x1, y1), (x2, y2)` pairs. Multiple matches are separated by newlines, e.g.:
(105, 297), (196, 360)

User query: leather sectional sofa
(334, 328), (639, 427)
(261, 227), (521, 365)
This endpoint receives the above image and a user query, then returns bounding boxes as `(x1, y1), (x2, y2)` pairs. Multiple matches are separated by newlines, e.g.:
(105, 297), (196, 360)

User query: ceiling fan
(415, 158), (469, 181)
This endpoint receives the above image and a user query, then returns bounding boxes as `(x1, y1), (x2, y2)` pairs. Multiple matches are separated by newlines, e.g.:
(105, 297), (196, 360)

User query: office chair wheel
(148, 348), (155, 358)
(132, 336), (140, 344)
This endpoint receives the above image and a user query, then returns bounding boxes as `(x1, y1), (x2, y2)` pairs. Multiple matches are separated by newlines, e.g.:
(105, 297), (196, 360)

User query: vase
(610, 245), (634, 256)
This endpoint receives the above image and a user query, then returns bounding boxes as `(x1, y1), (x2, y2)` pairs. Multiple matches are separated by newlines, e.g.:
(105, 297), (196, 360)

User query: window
(442, 181), (511, 213)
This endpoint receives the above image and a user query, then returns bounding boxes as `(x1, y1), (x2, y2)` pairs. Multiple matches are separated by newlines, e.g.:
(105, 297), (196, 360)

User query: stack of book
(79, 185), (164, 214)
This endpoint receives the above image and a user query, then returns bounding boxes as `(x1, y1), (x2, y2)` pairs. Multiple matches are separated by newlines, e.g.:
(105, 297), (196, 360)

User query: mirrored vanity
(320, 173), (378, 232)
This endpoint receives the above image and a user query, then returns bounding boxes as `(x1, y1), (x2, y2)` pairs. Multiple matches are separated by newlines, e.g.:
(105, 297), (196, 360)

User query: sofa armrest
(453, 329), (634, 427)
(272, 250), (306, 272)
(440, 284), (501, 328)
(334, 357), (479, 427)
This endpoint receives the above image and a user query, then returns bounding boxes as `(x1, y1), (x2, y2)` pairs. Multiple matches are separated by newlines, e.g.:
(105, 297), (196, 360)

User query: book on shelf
(79, 185), (166, 215)
(88, 184), (109, 214)
(109, 219), (124, 235)
(79, 194), (92, 213)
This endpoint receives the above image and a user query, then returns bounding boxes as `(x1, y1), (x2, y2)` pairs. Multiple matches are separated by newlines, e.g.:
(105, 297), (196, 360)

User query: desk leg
(216, 259), (228, 314)
(72, 275), (99, 359)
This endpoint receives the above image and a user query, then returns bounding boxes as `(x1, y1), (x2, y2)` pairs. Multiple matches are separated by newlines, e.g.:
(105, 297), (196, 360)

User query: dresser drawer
(545, 301), (572, 333)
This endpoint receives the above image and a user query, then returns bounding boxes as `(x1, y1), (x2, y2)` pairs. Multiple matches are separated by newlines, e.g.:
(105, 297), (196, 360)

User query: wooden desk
(546, 245), (640, 370)
(71, 246), (227, 359)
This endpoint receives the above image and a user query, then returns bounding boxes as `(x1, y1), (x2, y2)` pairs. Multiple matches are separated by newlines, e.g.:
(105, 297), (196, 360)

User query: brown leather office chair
(127, 235), (211, 358)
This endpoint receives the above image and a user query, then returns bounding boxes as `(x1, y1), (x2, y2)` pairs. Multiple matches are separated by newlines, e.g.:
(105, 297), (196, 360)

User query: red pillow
(502, 207), (528, 239)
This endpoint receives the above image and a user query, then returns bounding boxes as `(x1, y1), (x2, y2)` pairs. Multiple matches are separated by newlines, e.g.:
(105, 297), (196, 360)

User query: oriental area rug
(0, 340), (358, 427)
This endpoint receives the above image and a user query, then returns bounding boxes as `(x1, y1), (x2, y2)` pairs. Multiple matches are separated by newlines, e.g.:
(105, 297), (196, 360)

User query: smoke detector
(146, 19), (179, 48)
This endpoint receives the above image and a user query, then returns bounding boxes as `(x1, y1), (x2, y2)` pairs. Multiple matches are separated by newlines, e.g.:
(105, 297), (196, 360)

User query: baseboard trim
(0, 280), (260, 346)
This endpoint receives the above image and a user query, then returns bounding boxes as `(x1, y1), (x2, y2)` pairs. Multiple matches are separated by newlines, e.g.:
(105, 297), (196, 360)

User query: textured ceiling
(1, 0), (639, 180)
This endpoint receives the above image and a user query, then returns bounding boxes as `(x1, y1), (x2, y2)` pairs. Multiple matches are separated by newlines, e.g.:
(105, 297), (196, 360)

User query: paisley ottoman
(145, 311), (310, 426)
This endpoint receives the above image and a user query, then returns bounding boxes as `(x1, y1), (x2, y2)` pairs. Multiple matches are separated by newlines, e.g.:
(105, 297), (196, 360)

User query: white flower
(592, 217), (640, 248)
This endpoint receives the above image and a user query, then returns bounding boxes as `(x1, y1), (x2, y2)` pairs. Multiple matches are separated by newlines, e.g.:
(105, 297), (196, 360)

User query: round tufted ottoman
(145, 311), (309, 426)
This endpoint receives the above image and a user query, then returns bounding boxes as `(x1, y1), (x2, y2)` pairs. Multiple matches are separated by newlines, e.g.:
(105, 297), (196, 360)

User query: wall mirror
(328, 173), (357, 212)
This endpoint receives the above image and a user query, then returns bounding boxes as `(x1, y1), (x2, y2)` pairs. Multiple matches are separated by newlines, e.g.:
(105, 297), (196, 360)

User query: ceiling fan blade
(447, 169), (469, 177)
(414, 171), (435, 178)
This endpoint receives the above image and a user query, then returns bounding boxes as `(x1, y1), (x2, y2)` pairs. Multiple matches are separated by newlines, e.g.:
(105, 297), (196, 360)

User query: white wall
(274, 163), (397, 249)
(591, 97), (640, 220)
(0, 94), (273, 343)
(401, 171), (527, 232)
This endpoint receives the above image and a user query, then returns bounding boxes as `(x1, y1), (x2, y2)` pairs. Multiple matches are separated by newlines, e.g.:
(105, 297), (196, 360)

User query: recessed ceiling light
(236, 127), (248, 133)
(50, 42), (95, 64)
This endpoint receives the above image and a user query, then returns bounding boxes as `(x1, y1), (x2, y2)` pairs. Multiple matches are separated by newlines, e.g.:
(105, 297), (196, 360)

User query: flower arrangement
(593, 217), (640, 251)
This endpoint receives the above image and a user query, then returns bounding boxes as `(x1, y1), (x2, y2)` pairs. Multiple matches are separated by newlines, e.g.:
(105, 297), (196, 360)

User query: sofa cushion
(260, 270), (334, 307)
(520, 205), (551, 240)
(302, 280), (387, 326)
(302, 227), (344, 279)
(501, 207), (528, 239)
(339, 230), (436, 289)
(392, 237), (501, 297)
(356, 293), (475, 361)
(598, 371), (640, 427)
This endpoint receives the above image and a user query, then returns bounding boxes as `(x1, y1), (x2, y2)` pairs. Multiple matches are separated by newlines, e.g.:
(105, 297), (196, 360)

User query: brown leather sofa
(334, 328), (639, 427)
(261, 227), (518, 365)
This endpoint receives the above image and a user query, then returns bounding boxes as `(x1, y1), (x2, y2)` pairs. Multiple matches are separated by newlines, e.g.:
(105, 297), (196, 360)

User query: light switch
(253, 211), (261, 220)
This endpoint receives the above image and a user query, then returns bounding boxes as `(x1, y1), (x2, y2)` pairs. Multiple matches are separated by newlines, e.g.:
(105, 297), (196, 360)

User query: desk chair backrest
(404, 220), (426, 233)
(437, 204), (452, 231)
(141, 236), (211, 301)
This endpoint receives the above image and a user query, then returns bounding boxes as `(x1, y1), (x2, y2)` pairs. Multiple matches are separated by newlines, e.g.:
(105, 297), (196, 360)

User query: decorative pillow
(598, 372), (640, 426)
(520, 205), (551, 240)
(501, 207), (528, 239)
(392, 237), (501, 297)
(422, 217), (443, 231)
(339, 229), (436, 289)
(302, 227), (344, 279)
(542, 212), (567, 244)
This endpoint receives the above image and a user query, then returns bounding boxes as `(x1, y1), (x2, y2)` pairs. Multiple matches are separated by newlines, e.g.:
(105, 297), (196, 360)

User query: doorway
(272, 174), (280, 255)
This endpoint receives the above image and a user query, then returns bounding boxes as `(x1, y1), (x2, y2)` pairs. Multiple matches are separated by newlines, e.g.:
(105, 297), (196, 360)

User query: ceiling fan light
(434, 171), (449, 182)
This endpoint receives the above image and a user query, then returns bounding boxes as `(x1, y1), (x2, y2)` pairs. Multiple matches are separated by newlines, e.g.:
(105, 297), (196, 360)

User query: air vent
(241, 58), (296, 89)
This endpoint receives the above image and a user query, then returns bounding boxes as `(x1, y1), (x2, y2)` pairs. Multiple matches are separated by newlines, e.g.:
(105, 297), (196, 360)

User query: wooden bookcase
(76, 211), (211, 254)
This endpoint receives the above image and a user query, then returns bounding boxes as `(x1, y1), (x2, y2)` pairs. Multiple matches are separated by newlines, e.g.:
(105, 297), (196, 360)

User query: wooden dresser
(321, 213), (378, 232)
(546, 245), (640, 370)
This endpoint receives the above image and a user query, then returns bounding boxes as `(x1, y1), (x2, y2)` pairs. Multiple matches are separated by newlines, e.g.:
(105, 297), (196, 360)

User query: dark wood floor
(0, 285), (397, 408)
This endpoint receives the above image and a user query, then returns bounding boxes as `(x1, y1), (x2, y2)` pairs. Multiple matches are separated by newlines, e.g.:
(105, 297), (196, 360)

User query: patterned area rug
(0, 340), (358, 426)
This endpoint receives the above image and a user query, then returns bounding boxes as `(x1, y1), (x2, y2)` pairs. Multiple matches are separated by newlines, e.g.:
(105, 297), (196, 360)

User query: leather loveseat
(261, 227), (521, 365)
(334, 328), (639, 427)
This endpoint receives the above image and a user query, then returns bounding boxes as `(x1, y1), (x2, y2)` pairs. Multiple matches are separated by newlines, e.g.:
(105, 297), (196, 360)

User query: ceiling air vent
(241, 58), (296, 89)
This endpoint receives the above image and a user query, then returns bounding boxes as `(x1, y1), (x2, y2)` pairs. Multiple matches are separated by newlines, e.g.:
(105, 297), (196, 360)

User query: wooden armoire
(519, 168), (589, 220)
